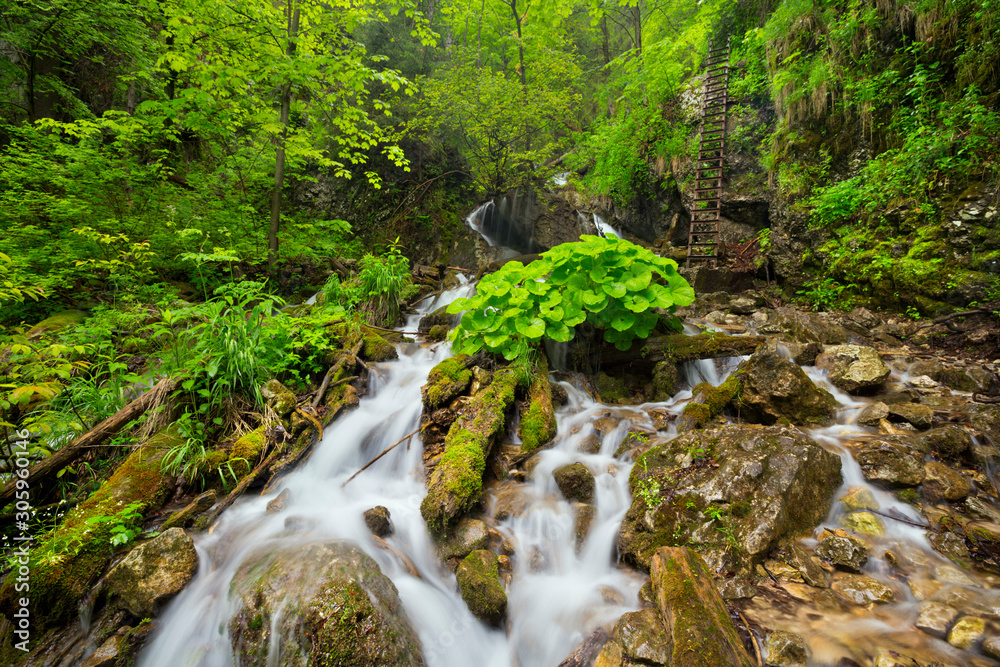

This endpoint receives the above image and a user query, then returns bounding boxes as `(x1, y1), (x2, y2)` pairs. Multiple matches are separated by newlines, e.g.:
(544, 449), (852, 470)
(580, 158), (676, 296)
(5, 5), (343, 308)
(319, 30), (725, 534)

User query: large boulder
(619, 426), (842, 573)
(553, 462), (596, 503)
(757, 308), (854, 345)
(104, 528), (198, 617)
(735, 349), (838, 425)
(229, 540), (423, 666)
(855, 438), (926, 486)
(815, 345), (891, 394)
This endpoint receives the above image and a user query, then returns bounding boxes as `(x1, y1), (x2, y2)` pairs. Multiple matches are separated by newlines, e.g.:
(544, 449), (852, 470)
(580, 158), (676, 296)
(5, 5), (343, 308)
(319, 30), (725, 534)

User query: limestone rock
(856, 439), (925, 486)
(612, 609), (672, 664)
(456, 550), (507, 626)
(229, 540), (423, 666)
(857, 402), (889, 427)
(364, 506), (393, 537)
(266, 489), (291, 514)
(887, 403), (934, 429)
(947, 615), (985, 649)
(764, 630), (808, 666)
(841, 511), (886, 536)
(915, 601), (959, 638)
(966, 496), (1000, 523)
(553, 462), (596, 503)
(718, 578), (758, 599)
(619, 426), (842, 572)
(838, 486), (876, 511)
(917, 425), (973, 459)
(736, 349), (838, 425)
(105, 528), (198, 618)
(758, 308), (853, 345)
(983, 635), (1000, 661)
(831, 574), (895, 605)
(161, 489), (218, 531)
(438, 518), (489, 560)
(788, 544), (829, 588)
(816, 345), (891, 394)
(816, 531), (868, 571)
(923, 461), (973, 502)
(575, 503), (596, 552)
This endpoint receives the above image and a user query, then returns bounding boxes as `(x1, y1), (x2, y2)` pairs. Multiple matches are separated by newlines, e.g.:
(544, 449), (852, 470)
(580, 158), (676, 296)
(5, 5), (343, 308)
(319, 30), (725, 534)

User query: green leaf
(610, 311), (636, 331)
(602, 282), (627, 298)
(515, 316), (546, 339)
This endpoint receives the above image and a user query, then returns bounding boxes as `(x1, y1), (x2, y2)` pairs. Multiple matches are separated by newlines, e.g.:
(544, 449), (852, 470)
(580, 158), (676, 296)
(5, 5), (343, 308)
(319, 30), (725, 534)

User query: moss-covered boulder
(816, 530), (868, 571)
(619, 425), (841, 573)
(553, 462), (596, 503)
(916, 425), (973, 459)
(261, 379), (297, 417)
(677, 372), (743, 432)
(757, 307), (853, 345)
(421, 368), (519, 535)
(27, 309), (87, 337)
(518, 357), (557, 453)
(456, 549), (507, 626)
(228, 426), (269, 478)
(360, 328), (398, 362)
(418, 304), (460, 332)
(815, 344), (891, 394)
(923, 460), (973, 501)
(0, 428), (180, 632)
(735, 348), (838, 425)
(437, 518), (489, 560)
(649, 547), (754, 667)
(421, 355), (473, 411)
(228, 540), (423, 667)
(103, 528), (198, 617)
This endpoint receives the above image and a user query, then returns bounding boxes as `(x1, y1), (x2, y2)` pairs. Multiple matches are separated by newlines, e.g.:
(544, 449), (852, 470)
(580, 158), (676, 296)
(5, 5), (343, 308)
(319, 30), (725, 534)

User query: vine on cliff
(446, 235), (695, 359)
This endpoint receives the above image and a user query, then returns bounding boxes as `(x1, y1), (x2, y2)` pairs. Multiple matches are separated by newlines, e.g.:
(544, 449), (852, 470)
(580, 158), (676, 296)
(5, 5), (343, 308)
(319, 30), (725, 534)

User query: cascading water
(136, 280), (683, 667)
(592, 213), (622, 239)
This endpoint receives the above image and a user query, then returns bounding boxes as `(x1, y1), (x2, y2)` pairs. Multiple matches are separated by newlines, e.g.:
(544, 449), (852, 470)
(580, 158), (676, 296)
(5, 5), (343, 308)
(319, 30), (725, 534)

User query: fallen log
(557, 627), (608, 667)
(0, 378), (174, 508)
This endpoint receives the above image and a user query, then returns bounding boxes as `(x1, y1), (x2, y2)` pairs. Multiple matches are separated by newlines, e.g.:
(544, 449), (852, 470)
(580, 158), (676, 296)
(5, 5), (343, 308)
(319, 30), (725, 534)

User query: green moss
(518, 357), (557, 453)
(421, 368), (519, 535)
(27, 309), (87, 336)
(678, 372), (744, 431)
(229, 426), (268, 478)
(0, 429), (178, 634)
(427, 324), (449, 341)
(422, 354), (472, 410)
(596, 372), (630, 404)
(456, 549), (507, 625)
(361, 329), (398, 362)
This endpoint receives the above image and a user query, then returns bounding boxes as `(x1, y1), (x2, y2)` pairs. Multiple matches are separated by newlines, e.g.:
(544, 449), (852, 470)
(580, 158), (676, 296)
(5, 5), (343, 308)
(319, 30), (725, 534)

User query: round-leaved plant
(446, 235), (695, 359)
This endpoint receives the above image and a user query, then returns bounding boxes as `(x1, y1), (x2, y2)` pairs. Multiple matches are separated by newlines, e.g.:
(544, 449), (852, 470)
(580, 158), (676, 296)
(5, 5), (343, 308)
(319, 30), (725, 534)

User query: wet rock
(759, 560), (804, 583)
(456, 549), (507, 626)
(966, 496), (1000, 523)
(553, 462), (595, 503)
(620, 426), (842, 572)
(930, 531), (971, 559)
(594, 640), (624, 667)
(418, 304), (460, 332)
(729, 296), (758, 315)
(736, 349), (838, 425)
(841, 510), (886, 536)
(575, 503), (596, 552)
(983, 636), (1000, 661)
(872, 651), (918, 667)
(856, 439), (925, 486)
(916, 425), (973, 460)
(923, 461), (973, 501)
(363, 506), (393, 537)
(612, 609), (672, 664)
(649, 360), (679, 402)
(518, 357), (557, 453)
(915, 601), (959, 638)
(839, 486), (876, 511)
(857, 402), (889, 427)
(947, 615), (986, 649)
(437, 518), (489, 560)
(261, 379), (297, 417)
(909, 360), (994, 393)
(764, 630), (808, 666)
(816, 531), (868, 571)
(229, 540), (424, 666)
(759, 308), (853, 345)
(78, 630), (125, 667)
(782, 341), (822, 366)
(831, 573), (895, 605)
(420, 355), (472, 411)
(266, 488), (291, 514)
(104, 528), (198, 618)
(788, 544), (829, 588)
(815, 345), (891, 394)
(648, 547), (755, 667)
(718, 577), (758, 599)
(887, 403), (934, 429)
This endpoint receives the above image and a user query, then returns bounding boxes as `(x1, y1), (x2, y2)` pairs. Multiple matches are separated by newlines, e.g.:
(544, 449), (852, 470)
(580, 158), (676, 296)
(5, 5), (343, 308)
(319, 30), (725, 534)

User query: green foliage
(447, 235), (694, 360)
(796, 277), (856, 311)
(83, 501), (144, 548)
(321, 240), (417, 327)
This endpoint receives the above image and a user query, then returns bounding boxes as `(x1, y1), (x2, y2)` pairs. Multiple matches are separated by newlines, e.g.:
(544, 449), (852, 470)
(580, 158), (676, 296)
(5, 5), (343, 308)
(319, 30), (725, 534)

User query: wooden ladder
(687, 35), (731, 269)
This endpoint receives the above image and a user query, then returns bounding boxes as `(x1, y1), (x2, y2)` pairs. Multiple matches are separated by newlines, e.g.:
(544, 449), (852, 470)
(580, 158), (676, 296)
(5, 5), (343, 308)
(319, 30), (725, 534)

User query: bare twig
(342, 428), (420, 487)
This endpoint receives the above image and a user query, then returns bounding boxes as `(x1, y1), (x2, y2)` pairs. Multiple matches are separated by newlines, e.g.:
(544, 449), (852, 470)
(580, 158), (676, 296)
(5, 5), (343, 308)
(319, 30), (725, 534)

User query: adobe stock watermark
(11, 428), (33, 652)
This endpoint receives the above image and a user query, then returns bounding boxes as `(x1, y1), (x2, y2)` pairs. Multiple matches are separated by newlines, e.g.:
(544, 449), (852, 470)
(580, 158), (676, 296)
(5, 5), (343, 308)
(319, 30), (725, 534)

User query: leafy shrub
(321, 240), (417, 327)
(446, 235), (694, 360)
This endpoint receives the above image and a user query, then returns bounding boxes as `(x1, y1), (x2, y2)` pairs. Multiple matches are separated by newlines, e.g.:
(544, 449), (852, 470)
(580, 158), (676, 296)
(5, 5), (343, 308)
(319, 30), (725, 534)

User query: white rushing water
(137, 280), (656, 667)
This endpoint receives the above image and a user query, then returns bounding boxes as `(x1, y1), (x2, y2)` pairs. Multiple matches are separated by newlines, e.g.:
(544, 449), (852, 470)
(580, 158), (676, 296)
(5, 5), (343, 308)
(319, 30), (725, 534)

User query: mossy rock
(421, 368), (519, 535)
(456, 550), (507, 626)
(677, 372), (744, 432)
(518, 357), (557, 453)
(361, 329), (398, 362)
(619, 425), (841, 573)
(735, 348), (837, 425)
(261, 379), (296, 417)
(0, 428), (179, 633)
(595, 372), (631, 404)
(421, 355), (473, 411)
(103, 527), (198, 617)
(229, 426), (269, 478)
(229, 540), (424, 666)
(649, 547), (755, 667)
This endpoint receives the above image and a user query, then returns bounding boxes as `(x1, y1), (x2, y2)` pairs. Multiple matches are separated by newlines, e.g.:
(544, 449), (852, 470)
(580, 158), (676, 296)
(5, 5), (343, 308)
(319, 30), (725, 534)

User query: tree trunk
(511, 0), (527, 89)
(268, 0), (301, 274)
(633, 4), (642, 60)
